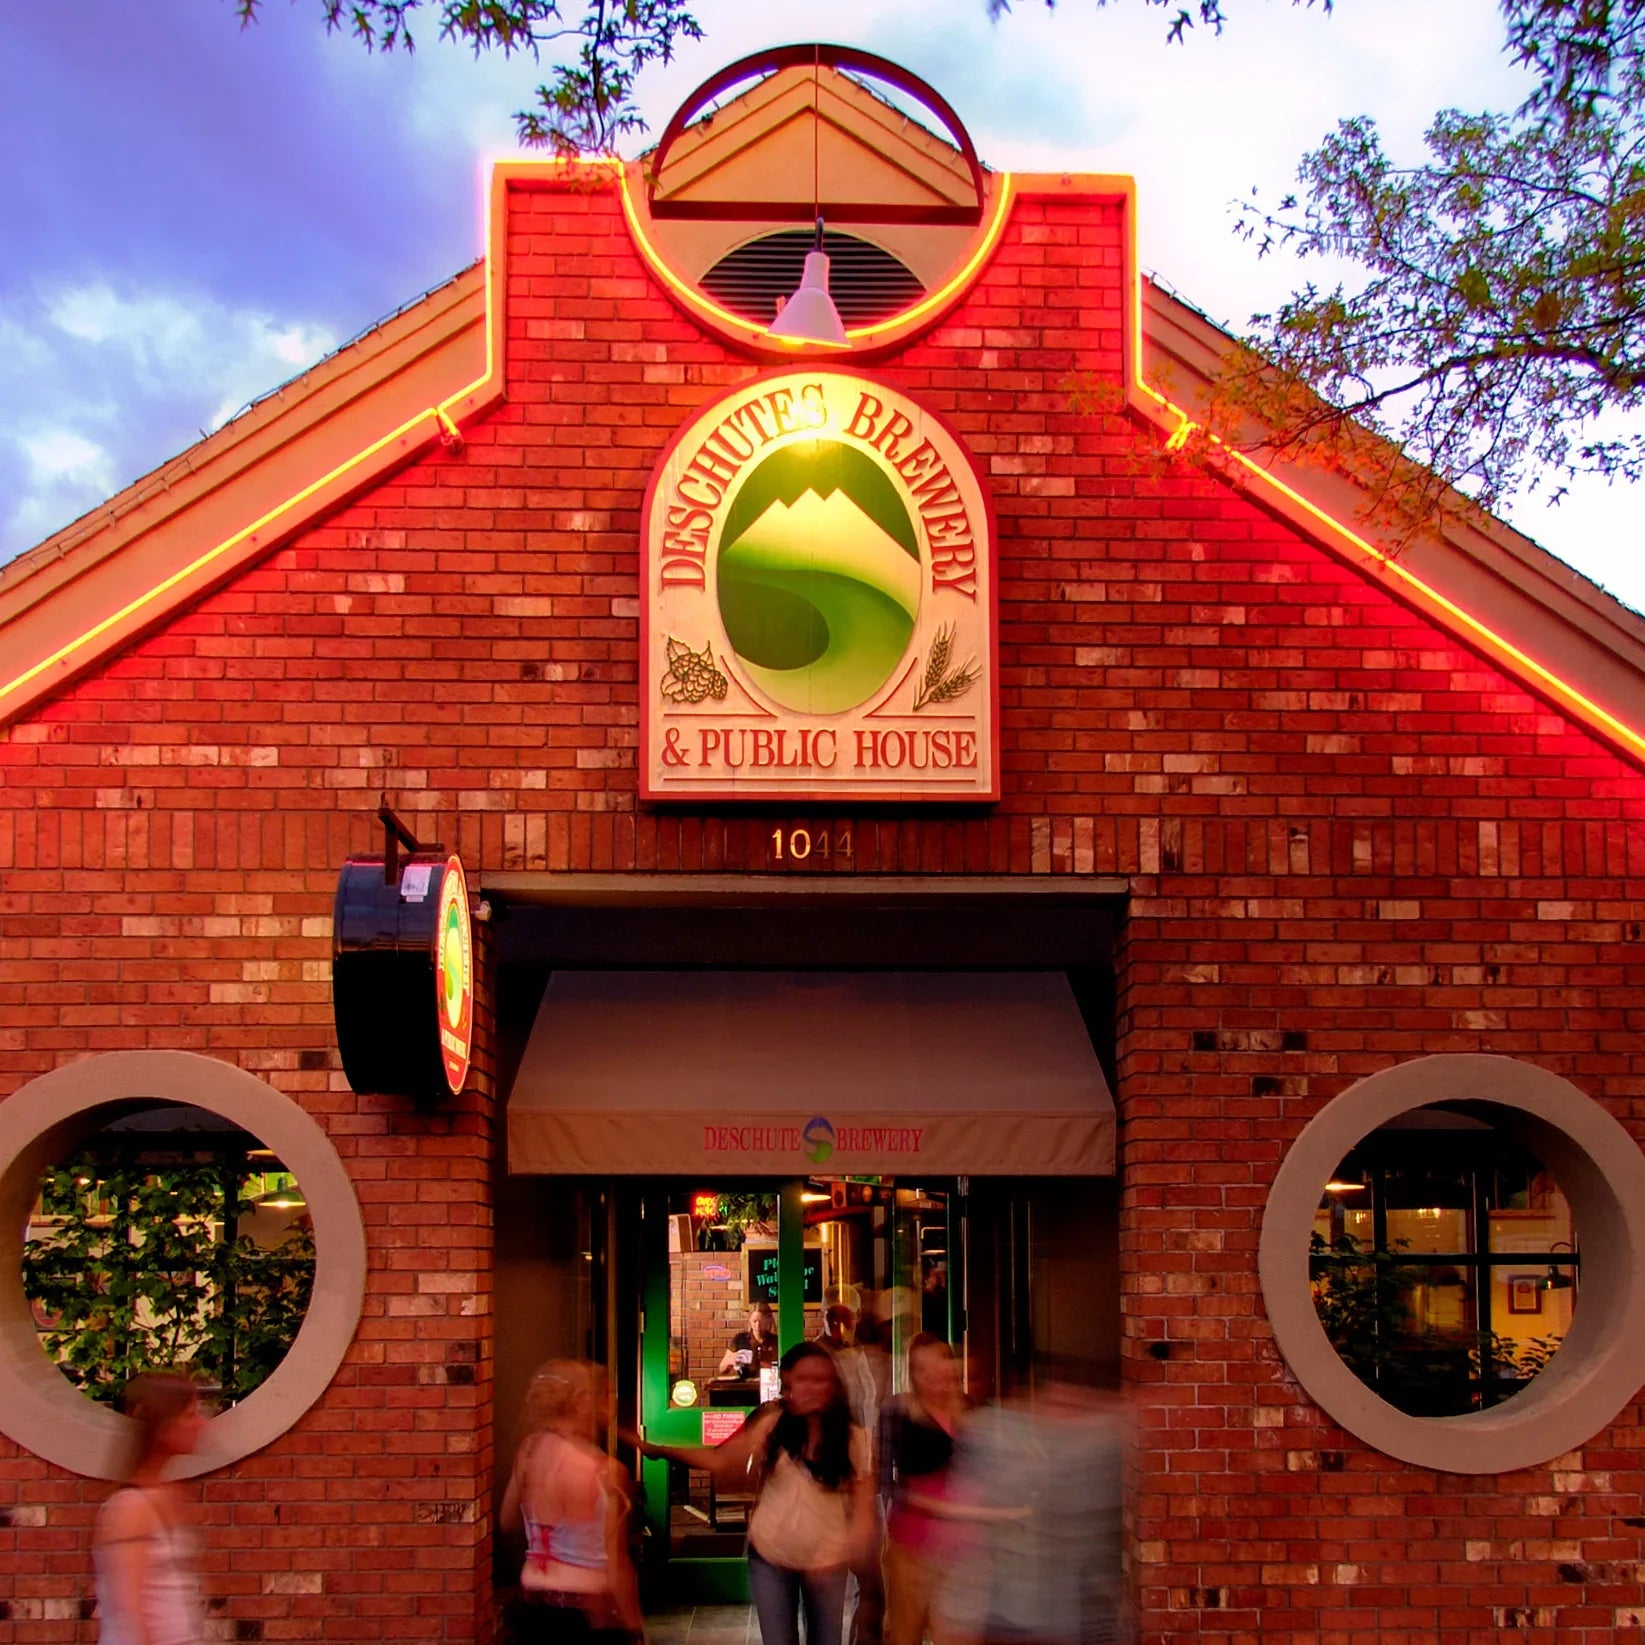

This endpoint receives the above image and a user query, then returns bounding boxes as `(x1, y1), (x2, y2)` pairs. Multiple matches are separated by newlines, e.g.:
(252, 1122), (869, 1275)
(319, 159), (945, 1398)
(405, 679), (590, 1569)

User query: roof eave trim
(1127, 272), (1645, 771)
(0, 171), (512, 729)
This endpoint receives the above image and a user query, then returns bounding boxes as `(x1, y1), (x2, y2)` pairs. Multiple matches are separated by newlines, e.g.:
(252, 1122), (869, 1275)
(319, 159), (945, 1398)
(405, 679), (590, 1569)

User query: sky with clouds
(4, 0), (1641, 613)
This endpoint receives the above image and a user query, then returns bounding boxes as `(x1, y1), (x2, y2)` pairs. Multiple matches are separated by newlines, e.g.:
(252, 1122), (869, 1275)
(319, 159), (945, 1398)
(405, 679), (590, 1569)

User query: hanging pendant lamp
(766, 48), (850, 350)
(769, 216), (849, 348)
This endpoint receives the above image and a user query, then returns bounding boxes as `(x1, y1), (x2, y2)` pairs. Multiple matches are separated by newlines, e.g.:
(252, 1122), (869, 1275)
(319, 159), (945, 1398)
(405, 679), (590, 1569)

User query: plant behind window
(23, 1153), (316, 1407)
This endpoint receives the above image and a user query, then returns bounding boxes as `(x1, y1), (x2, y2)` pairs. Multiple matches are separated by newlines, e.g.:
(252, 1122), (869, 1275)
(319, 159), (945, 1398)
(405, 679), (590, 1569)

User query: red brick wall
(671, 1248), (749, 1388)
(1, 171), (1643, 1644)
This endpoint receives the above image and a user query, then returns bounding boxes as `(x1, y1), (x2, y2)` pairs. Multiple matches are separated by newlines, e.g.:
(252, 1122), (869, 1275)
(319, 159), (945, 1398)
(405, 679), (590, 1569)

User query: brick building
(2, 45), (1644, 1645)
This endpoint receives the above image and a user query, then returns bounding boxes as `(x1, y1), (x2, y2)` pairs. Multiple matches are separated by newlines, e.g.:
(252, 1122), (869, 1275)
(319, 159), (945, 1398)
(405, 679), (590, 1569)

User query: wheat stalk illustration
(912, 623), (980, 710)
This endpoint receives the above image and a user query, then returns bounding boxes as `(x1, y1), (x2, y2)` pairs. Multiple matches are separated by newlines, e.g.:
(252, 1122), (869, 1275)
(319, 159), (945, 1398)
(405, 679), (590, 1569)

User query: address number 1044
(769, 827), (853, 865)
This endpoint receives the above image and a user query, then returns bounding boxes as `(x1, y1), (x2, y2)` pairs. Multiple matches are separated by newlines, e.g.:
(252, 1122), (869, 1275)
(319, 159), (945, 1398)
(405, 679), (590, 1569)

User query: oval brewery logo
(641, 370), (996, 804)
(802, 1116), (836, 1166)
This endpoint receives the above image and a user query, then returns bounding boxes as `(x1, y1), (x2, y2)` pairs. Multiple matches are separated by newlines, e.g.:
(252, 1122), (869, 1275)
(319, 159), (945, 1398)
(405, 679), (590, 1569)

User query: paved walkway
(647, 1604), (758, 1645)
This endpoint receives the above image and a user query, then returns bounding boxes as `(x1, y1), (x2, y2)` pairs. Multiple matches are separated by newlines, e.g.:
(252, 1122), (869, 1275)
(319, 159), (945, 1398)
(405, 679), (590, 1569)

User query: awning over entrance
(508, 970), (1114, 1176)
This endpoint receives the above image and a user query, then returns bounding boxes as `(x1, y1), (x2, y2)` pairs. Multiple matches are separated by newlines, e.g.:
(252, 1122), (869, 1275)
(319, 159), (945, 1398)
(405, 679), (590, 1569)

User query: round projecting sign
(640, 369), (997, 803)
(433, 855), (473, 1096)
(332, 849), (475, 1103)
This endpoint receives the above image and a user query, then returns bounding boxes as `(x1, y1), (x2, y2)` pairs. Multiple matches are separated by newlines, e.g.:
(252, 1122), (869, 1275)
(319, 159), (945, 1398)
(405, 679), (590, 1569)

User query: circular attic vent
(700, 229), (925, 327)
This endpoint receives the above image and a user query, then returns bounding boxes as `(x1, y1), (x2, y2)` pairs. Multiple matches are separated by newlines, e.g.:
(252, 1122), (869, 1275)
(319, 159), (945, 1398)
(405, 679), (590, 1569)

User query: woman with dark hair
(637, 1341), (873, 1645)
(93, 1369), (211, 1645)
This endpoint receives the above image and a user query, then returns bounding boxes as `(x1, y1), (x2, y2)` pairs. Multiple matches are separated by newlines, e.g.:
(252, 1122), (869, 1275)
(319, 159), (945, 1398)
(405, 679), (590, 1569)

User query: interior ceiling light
(254, 1188), (307, 1212)
(766, 48), (849, 350)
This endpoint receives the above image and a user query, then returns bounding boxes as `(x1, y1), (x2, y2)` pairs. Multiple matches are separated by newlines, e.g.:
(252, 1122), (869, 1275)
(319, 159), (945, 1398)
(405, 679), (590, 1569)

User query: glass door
(638, 1180), (808, 1602)
(635, 1177), (961, 1603)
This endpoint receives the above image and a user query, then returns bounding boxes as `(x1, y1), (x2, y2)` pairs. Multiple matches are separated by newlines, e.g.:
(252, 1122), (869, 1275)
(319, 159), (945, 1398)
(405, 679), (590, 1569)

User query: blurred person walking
(638, 1341), (874, 1645)
(93, 1369), (211, 1645)
(838, 1297), (892, 1645)
(938, 1375), (1130, 1645)
(879, 1334), (964, 1645)
(503, 1361), (643, 1645)
(816, 1303), (855, 1352)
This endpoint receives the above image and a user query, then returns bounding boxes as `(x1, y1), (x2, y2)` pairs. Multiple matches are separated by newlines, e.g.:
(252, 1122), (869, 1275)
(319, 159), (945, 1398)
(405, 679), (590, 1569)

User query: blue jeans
(748, 1551), (849, 1645)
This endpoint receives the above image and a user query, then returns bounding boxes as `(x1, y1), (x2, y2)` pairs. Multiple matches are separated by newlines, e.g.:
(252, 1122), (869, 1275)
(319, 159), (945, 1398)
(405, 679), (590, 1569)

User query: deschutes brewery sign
(641, 370), (997, 801)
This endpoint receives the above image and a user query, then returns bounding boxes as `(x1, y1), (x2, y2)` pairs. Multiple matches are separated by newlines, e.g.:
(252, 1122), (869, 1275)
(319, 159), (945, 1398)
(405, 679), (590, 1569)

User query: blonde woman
(94, 1370), (211, 1645)
(502, 1361), (642, 1644)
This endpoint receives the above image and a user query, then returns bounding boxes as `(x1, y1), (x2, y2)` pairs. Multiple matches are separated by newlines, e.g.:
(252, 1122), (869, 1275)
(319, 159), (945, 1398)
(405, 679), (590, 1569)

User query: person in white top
(93, 1370), (211, 1645)
(638, 1342), (874, 1645)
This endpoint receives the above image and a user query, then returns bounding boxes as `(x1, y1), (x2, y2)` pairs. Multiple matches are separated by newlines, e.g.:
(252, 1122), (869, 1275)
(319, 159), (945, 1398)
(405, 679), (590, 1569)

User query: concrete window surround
(1259, 1054), (1645, 1474)
(0, 1051), (366, 1480)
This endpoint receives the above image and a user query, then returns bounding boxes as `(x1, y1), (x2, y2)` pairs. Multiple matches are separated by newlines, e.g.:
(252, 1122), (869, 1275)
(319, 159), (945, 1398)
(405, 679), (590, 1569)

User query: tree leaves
(1224, 24), (1645, 527)
(985, 0), (1332, 36)
(230, 0), (1645, 536)
(237, 0), (703, 155)
(1504, 0), (1645, 123)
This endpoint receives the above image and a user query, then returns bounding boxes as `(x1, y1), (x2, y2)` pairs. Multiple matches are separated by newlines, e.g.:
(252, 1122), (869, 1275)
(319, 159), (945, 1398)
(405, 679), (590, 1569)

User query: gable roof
(1134, 280), (1645, 765)
(651, 60), (981, 220)
(2, 97), (1643, 768)
(639, 61), (987, 295)
(0, 241), (501, 724)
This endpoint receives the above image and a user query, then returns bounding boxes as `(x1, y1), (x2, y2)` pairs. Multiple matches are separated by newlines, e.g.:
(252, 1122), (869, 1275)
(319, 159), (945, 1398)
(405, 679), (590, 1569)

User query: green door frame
(638, 1180), (806, 1604)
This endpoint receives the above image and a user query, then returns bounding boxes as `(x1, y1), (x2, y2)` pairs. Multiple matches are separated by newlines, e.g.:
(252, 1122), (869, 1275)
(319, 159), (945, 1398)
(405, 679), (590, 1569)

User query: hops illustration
(661, 636), (729, 704)
(913, 623), (980, 710)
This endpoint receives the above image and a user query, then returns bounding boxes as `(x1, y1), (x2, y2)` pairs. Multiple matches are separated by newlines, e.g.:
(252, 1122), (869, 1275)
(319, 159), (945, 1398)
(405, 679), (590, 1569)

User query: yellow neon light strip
(3, 155), (1002, 712)
(7, 154), (1642, 767)
(1121, 203), (1645, 763)
(0, 409), (439, 707)
(0, 166), (507, 713)
(849, 174), (1014, 338)
(613, 163), (761, 338)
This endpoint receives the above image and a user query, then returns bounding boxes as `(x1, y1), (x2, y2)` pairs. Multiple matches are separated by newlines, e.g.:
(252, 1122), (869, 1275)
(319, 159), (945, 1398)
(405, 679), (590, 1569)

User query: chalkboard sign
(745, 1244), (823, 1305)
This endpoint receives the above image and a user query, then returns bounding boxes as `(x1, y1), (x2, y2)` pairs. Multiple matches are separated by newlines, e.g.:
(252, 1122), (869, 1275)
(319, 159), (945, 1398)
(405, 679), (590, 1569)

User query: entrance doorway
(488, 880), (1124, 1605)
(491, 1170), (1117, 1603)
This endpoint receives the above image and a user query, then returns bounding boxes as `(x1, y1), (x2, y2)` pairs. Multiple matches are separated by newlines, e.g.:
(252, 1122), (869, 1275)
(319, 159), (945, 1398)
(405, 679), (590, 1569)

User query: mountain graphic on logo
(718, 441), (920, 715)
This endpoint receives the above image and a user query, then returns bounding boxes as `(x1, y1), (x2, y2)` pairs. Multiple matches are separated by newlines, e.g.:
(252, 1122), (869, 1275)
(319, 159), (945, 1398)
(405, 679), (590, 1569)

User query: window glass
(1310, 1130), (1577, 1416)
(654, 1179), (946, 1558)
(22, 1108), (314, 1409)
(1383, 1160), (1471, 1256)
(666, 1188), (782, 1413)
(661, 1187), (780, 1560)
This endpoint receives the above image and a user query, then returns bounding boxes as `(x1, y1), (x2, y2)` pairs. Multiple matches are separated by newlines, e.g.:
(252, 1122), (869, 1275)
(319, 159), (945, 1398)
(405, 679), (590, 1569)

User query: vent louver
(700, 229), (925, 327)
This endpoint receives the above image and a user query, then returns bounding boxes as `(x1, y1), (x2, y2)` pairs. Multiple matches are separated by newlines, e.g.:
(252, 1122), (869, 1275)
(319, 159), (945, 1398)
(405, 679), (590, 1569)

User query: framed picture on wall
(1507, 1276), (1543, 1315)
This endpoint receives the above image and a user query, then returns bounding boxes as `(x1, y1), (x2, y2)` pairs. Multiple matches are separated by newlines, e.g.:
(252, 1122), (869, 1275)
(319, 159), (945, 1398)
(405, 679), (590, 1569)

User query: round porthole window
(1311, 1118), (1580, 1417)
(1260, 1055), (1645, 1473)
(0, 1052), (366, 1480)
(25, 1105), (317, 1409)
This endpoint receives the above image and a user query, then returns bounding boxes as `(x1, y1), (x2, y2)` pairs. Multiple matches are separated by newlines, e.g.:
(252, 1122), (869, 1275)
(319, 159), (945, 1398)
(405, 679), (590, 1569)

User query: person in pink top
(503, 1362), (643, 1645)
